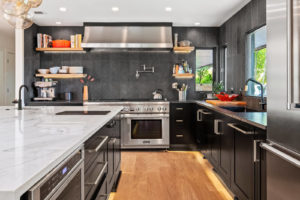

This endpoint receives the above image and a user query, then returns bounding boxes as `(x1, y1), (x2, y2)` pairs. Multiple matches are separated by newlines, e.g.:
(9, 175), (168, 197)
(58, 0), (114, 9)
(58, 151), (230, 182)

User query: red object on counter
(52, 40), (71, 48)
(215, 92), (239, 101)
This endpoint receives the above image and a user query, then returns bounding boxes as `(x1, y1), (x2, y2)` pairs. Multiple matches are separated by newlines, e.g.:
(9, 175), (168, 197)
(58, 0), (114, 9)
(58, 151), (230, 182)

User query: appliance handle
(287, 0), (293, 109)
(85, 162), (108, 185)
(86, 136), (109, 153)
(260, 143), (300, 168)
(122, 114), (169, 119)
(197, 109), (202, 122)
(227, 123), (254, 135)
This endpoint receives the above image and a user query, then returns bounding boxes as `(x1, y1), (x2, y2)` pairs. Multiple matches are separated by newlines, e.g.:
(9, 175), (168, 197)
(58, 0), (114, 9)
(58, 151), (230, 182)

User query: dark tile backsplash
(24, 26), (219, 102)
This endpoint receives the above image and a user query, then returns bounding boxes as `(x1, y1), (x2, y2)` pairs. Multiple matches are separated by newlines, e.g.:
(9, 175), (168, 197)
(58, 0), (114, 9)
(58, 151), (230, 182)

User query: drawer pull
(86, 136), (109, 153)
(176, 108), (184, 111)
(85, 162), (108, 185)
(227, 123), (254, 135)
(176, 135), (184, 138)
(176, 120), (184, 123)
(214, 119), (223, 135)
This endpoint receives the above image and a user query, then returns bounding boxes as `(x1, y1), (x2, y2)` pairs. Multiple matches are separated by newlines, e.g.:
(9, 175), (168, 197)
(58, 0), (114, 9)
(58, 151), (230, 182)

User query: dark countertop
(194, 101), (267, 130)
(27, 100), (83, 106)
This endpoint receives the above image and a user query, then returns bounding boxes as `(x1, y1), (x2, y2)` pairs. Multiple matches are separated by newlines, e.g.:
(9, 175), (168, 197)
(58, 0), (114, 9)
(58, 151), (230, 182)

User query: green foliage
(213, 81), (224, 94)
(195, 65), (213, 84)
(255, 48), (267, 86)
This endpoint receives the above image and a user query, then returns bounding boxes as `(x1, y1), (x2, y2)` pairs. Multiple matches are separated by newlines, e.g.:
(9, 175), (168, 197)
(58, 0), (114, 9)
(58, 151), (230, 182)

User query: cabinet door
(107, 138), (114, 186)
(210, 114), (221, 168)
(229, 122), (255, 200)
(114, 138), (121, 172)
(218, 117), (233, 187)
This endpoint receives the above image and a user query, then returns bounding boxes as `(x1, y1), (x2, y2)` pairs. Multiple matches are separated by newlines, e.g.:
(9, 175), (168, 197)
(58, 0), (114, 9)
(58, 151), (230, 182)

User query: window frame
(195, 48), (216, 92)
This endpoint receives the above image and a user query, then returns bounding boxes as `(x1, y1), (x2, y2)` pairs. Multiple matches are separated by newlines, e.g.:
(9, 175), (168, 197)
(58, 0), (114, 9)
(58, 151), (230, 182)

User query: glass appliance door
(131, 120), (162, 139)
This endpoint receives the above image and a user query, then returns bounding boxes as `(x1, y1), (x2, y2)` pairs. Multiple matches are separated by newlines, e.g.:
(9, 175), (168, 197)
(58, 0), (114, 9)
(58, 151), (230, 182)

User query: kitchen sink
(219, 106), (262, 113)
(56, 111), (110, 115)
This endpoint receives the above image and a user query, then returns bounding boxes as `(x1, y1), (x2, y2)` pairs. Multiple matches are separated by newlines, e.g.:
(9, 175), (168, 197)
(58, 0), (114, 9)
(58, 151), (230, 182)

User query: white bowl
(59, 69), (68, 74)
(50, 67), (60, 74)
(69, 66), (83, 74)
(38, 69), (50, 74)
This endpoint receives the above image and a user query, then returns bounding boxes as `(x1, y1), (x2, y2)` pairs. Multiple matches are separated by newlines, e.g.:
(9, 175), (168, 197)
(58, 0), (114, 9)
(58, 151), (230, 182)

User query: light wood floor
(109, 151), (233, 200)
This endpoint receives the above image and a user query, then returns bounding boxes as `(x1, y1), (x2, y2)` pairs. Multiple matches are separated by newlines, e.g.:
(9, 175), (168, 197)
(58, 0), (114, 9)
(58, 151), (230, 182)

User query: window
(195, 49), (214, 91)
(246, 26), (267, 96)
(220, 46), (228, 91)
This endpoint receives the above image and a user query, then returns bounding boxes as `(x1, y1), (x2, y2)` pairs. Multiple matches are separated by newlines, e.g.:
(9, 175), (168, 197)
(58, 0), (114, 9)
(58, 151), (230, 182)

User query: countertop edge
(0, 106), (123, 200)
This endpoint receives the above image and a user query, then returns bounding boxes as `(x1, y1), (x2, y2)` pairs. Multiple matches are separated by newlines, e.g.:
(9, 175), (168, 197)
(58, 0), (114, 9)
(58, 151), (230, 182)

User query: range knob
(150, 107), (153, 111)
(136, 107), (140, 111)
(157, 107), (162, 111)
(163, 107), (167, 111)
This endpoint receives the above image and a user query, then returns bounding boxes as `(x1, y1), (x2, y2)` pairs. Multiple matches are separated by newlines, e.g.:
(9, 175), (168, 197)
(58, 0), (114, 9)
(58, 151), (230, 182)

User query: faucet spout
(245, 78), (266, 110)
(13, 85), (29, 110)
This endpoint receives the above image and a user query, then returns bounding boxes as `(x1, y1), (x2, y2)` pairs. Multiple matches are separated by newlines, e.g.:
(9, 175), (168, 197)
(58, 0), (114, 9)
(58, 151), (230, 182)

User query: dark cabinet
(170, 103), (196, 150)
(193, 103), (266, 200)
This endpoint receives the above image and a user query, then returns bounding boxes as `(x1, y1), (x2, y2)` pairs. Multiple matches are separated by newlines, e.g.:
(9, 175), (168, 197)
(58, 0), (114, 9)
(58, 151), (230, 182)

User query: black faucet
(245, 78), (266, 110)
(12, 85), (29, 110)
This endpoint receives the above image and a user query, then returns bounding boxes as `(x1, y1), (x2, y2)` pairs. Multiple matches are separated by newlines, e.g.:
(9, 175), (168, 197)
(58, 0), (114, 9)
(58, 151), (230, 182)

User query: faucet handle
(12, 99), (19, 104)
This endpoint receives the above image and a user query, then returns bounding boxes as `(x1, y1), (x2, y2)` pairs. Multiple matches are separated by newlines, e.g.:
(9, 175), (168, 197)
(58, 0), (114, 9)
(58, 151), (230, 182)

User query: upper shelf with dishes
(35, 33), (86, 53)
(173, 34), (195, 54)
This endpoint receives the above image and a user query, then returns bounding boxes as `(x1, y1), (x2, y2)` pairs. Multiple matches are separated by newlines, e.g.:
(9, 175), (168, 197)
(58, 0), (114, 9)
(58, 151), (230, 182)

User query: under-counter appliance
(265, 0), (300, 199)
(86, 101), (170, 149)
(27, 147), (84, 200)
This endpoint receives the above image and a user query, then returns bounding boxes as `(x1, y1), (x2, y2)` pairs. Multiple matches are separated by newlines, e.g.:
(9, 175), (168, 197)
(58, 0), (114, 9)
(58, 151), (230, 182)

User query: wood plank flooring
(109, 151), (233, 200)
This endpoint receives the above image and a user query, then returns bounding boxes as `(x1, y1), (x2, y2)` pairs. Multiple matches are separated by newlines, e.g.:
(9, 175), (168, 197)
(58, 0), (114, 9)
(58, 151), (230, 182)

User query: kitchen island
(0, 106), (123, 200)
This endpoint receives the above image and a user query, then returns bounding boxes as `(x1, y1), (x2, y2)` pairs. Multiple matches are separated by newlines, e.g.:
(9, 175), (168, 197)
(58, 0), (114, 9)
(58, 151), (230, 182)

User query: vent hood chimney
(81, 23), (173, 50)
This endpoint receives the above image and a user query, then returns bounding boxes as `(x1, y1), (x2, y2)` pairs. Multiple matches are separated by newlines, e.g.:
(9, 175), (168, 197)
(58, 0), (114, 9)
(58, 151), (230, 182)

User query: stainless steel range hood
(81, 23), (173, 50)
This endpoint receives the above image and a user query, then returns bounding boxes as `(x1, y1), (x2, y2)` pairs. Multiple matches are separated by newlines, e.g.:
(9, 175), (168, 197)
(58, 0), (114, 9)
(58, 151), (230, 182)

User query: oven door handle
(122, 114), (170, 119)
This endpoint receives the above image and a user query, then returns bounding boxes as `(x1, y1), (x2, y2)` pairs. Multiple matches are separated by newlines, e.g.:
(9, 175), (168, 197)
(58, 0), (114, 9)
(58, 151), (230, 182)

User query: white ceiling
(0, 11), (14, 37)
(31, 0), (251, 27)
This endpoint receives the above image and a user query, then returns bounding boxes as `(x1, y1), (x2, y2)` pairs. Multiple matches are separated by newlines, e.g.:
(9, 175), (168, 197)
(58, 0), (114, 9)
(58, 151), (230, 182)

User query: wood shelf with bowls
(173, 46), (195, 54)
(35, 74), (87, 79)
(36, 48), (86, 53)
(173, 73), (195, 79)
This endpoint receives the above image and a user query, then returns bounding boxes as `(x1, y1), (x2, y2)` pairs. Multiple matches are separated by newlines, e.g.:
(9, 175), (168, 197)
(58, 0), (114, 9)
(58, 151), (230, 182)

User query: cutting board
(206, 100), (247, 107)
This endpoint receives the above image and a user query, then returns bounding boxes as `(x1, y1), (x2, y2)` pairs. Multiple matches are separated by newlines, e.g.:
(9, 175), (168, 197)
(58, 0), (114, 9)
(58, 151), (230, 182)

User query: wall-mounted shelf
(36, 48), (86, 53)
(36, 74), (87, 79)
(173, 47), (195, 54)
(173, 73), (195, 79)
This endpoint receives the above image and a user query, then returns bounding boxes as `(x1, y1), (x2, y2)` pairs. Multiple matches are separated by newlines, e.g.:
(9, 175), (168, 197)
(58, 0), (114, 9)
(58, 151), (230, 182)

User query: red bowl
(215, 92), (239, 101)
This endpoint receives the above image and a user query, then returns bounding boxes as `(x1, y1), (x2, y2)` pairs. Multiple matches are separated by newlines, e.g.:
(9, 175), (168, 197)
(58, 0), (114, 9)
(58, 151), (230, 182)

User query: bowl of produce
(215, 92), (239, 101)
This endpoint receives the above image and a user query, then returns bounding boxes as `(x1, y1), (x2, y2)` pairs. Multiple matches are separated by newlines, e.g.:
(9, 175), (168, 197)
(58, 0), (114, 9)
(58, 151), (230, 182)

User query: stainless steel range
(85, 101), (170, 149)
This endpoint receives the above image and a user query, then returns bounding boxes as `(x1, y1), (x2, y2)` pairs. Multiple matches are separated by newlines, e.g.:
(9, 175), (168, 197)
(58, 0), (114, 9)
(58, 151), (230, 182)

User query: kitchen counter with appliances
(0, 105), (123, 200)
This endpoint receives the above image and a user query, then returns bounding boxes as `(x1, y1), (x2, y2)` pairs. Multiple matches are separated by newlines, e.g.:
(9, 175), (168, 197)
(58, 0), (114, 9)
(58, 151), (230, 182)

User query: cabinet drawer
(95, 176), (108, 200)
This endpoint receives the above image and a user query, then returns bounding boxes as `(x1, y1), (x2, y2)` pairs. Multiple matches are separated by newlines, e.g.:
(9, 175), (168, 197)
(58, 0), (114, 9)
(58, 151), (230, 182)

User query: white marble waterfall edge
(0, 106), (123, 200)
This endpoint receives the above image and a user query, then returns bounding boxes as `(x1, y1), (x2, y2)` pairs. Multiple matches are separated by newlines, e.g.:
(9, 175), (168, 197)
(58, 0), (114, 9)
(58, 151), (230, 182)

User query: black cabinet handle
(176, 134), (184, 138)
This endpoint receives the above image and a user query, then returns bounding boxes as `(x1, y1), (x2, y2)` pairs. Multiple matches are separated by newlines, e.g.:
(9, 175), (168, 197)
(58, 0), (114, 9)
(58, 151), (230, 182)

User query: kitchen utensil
(38, 69), (50, 74)
(69, 66), (83, 74)
(65, 92), (72, 101)
(174, 33), (178, 47)
(52, 40), (71, 48)
(179, 40), (191, 47)
(152, 89), (163, 100)
(50, 66), (60, 74)
(178, 90), (187, 101)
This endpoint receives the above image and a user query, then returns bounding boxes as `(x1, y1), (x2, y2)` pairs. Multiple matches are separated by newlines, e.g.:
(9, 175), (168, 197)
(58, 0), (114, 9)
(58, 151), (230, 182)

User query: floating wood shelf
(36, 48), (86, 53)
(173, 73), (195, 79)
(173, 46), (195, 54)
(36, 74), (87, 79)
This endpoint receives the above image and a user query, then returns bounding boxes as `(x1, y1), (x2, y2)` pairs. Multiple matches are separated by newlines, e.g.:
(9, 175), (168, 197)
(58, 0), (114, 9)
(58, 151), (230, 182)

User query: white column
(15, 29), (24, 106)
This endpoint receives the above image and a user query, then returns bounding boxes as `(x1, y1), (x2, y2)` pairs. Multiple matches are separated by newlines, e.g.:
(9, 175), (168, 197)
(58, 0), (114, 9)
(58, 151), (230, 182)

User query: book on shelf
(37, 33), (52, 48)
(70, 34), (82, 48)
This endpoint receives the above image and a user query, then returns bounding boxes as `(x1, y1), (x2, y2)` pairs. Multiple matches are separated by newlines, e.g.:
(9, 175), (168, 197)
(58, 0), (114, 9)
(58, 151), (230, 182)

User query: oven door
(121, 114), (169, 149)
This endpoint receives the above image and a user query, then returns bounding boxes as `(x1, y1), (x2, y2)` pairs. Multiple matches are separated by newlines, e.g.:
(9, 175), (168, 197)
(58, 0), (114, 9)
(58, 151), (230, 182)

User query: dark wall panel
(219, 0), (266, 91)
(24, 26), (219, 102)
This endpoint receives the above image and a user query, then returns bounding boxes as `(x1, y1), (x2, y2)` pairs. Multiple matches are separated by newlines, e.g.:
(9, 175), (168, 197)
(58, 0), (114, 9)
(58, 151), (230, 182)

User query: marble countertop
(195, 101), (267, 130)
(0, 106), (123, 200)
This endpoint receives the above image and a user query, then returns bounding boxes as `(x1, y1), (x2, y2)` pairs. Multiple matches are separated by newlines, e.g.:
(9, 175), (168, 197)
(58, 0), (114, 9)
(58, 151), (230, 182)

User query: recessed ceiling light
(56, 22), (62, 25)
(59, 7), (67, 12)
(112, 7), (119, 12)
(194, 22), (201, 26)
(165, 7), (172, 12)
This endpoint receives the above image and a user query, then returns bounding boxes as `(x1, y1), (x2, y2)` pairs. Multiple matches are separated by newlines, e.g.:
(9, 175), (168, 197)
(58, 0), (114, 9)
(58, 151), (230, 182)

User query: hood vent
(81, 23), (173, 51)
